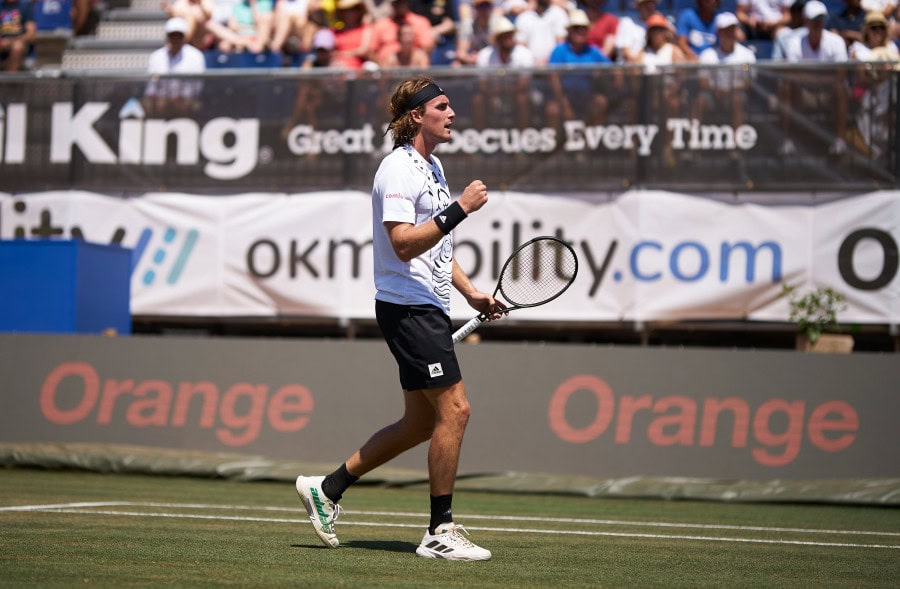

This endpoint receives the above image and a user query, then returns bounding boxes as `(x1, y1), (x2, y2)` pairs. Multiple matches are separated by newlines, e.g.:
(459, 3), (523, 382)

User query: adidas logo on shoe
(422, 539), (456, 555)
(415, 523), (491, 561)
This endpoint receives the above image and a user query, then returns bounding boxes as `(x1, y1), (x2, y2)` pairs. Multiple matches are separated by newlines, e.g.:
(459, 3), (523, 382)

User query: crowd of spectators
(3, 0), (900, 72)
(157, 0), (900, 70)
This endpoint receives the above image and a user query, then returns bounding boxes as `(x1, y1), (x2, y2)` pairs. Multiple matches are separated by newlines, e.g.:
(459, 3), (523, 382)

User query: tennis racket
(452, 236), (579, 344)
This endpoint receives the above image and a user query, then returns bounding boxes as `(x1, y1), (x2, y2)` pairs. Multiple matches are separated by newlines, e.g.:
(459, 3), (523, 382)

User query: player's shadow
(290, 540), (416, 554)
(344, 540), (417, 554)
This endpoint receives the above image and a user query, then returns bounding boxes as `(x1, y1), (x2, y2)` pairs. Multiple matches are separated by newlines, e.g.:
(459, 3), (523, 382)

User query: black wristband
(434, 201), (467, 234)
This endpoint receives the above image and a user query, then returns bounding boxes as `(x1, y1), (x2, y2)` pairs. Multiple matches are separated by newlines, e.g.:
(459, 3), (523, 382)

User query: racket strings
(498, 242), (577, 307)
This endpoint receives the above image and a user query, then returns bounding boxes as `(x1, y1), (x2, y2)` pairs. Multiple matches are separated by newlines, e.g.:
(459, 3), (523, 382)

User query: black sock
(321, 463), (358, 503)
(429, 494), (453, 535)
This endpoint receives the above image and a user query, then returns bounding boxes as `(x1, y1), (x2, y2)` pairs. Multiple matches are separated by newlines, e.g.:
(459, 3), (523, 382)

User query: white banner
(1, 190), (897, 324)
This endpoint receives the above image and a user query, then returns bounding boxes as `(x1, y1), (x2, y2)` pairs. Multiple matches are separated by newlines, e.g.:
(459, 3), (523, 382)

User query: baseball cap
(164, 17), (189, 35)
(568, 9), (591, 28)
(714, 11), (739, 30)
(337, 0), (364, 9)
(803, 0), (828, 20)
(313, 28), (336, 50)
(645, 13), (672, 30)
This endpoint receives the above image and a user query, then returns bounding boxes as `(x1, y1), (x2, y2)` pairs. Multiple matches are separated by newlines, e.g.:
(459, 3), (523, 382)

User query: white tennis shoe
(415, 523), (492, 561)
(295, 475), (342, 548)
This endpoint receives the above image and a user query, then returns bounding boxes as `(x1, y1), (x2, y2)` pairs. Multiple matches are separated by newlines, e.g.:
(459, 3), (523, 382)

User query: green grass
(0, 468), (898, 588)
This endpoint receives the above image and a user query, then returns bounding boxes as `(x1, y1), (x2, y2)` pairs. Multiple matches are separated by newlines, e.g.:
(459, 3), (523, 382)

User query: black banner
(1, 65), (897, 194)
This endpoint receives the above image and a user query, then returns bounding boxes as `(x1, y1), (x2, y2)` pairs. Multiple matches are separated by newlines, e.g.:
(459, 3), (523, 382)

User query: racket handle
(452, 316), (485, 344)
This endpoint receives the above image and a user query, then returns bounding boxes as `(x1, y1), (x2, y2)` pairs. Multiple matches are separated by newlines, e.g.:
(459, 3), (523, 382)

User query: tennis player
(296, 76), (505, 561)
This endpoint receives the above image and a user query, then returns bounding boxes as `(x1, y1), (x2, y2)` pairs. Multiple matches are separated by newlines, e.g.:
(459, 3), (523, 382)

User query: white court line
(2, 502), (898, 550)
(3, 501), (897, 538)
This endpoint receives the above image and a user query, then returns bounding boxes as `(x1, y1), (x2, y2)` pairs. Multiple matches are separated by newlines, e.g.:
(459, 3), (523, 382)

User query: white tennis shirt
(372, 144), (455, 314)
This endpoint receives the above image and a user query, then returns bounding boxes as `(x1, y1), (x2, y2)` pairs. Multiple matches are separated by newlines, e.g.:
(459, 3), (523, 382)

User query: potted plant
(781, 283), (854, 353)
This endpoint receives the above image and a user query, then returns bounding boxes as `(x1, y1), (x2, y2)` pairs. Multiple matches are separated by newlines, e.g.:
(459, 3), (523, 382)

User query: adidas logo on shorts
(428, 362), (444, 377)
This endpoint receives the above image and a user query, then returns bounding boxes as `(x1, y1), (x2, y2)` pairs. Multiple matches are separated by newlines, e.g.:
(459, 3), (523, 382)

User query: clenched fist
(457, 180), (488, 214)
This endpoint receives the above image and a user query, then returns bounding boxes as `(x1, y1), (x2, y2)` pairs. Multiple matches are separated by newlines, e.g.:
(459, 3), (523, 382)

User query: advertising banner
(0, 66), (897, 194)
(1, 333), (897, 480)
(1, 190), (897, 324)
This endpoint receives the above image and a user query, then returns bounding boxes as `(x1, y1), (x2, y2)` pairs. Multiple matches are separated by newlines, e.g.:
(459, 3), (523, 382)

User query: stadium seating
(58, 0), (163, 70)
(51, 0), (291, 71)
(205, 48), (284, 69)
(746, 38), (774, 60)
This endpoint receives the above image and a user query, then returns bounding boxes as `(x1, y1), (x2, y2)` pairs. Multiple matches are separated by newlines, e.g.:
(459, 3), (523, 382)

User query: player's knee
(447, 398), (470, 428)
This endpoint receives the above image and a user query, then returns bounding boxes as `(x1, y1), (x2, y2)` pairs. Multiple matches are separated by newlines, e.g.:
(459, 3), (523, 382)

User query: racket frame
(452, 236), (578, 343)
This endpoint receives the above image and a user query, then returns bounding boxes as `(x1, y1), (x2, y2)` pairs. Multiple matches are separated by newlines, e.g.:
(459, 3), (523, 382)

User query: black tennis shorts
(375, 300), (463, 391)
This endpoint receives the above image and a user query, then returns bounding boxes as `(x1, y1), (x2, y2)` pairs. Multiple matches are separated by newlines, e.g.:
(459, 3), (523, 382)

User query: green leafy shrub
(781, 283), (848, 343)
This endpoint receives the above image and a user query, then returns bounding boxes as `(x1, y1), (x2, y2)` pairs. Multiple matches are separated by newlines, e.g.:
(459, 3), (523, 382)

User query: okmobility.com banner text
(1, 190), (897, 324)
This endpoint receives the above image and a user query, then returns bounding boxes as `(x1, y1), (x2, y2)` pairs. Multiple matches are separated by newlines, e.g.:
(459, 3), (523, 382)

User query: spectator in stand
(548, 8), (611, 66)
(473, 16), (534, 128)
(736, 0), (791, 40)
(226, 0), (274, 53)
(545, 9), (613, 130)
(771, 0), (805, 59)
(269, 0), (310, 53)
(145, 18), (206, 117)
(848, 11), (898, 159)
(475, 14), (534, 65)
(454, 0), (494, 66)
(781, 2), (848, 61)
(281, 28), (349, 140)
(829, 0), (866, 49)
(302, 26), (340, 66)
(859, 0), (897, 39)
(332, 0), (374, 69)
(638, 12), (689, 69)
(371, 0), (434, 66)
(849, 9), (898, 59)
(0, 0), (35, 71)
(514, 0), (569, 65)
(584, 0), (619, 60)
(408, 0), (457, 65)
(202, 0), (249, 52)
(615, 0), (660, 63)
(775, 0), (850, 155)
(693, 12), (756, 131)
(676, 0), (725, 61)
(164, 0), (214, 48)
(302, 0), (333, 53)
(637, 13), (687, 164)
(382, 20), (431, 65)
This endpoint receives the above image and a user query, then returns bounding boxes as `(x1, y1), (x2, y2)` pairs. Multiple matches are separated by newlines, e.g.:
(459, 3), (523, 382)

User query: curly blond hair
(387, 76), (438, 149)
